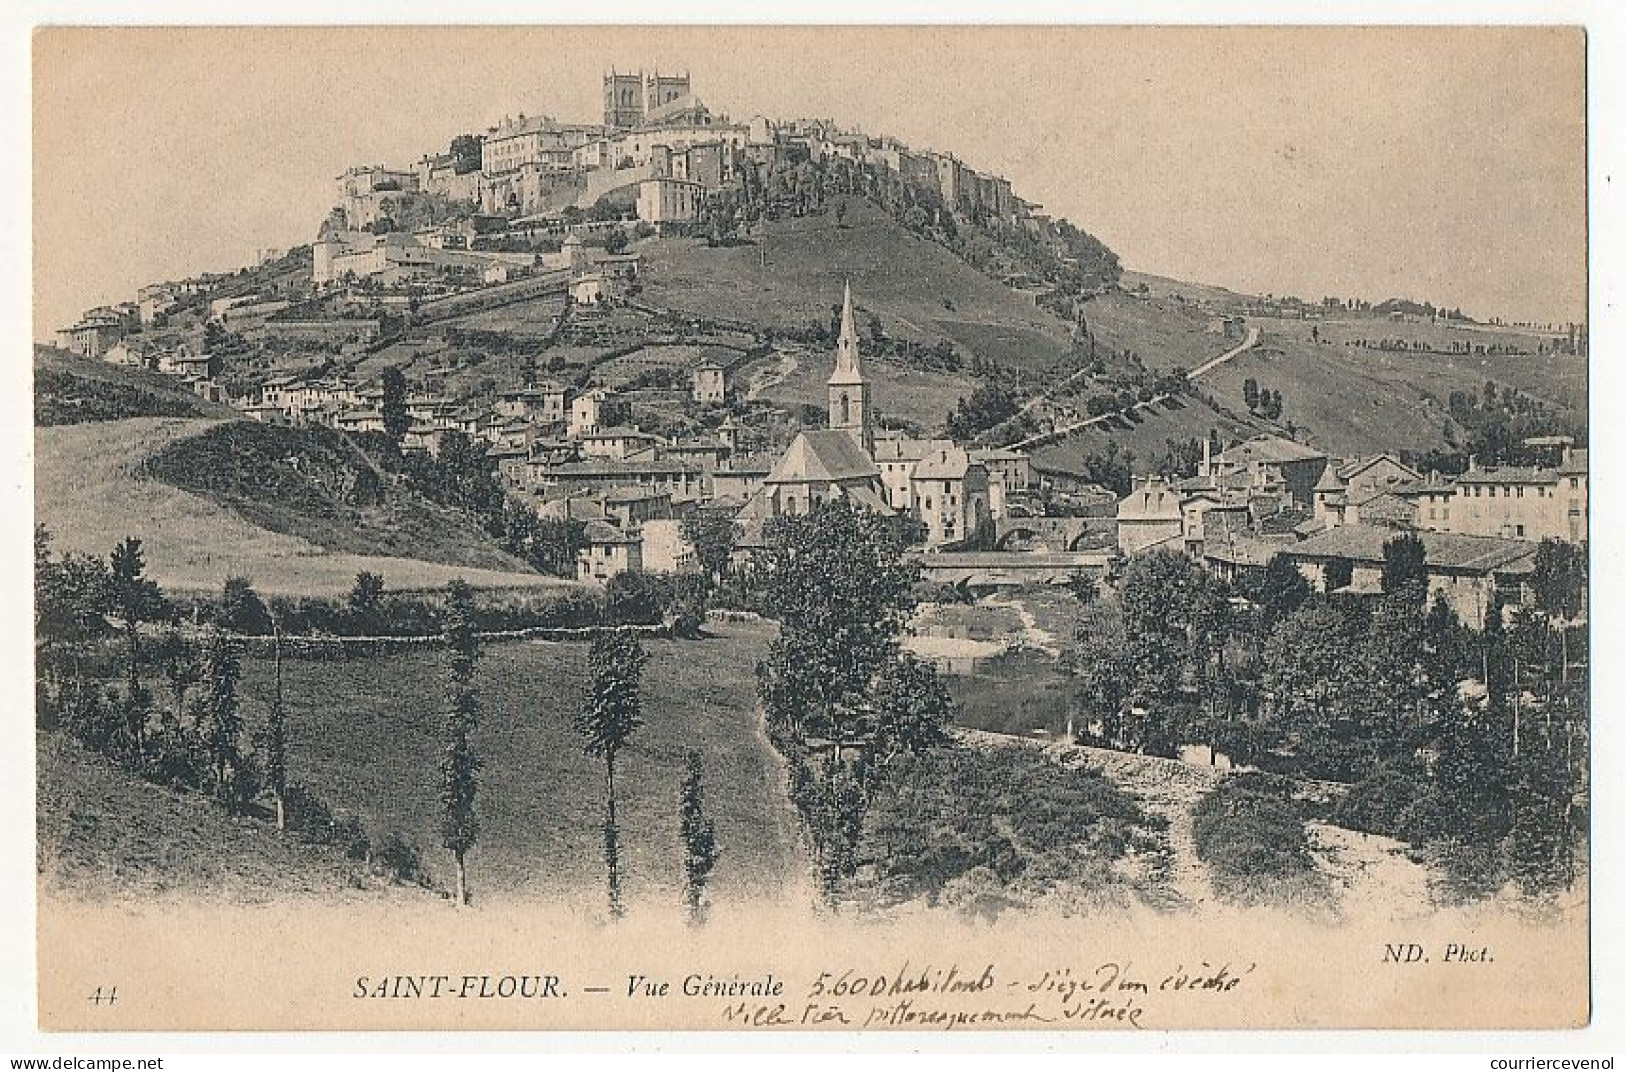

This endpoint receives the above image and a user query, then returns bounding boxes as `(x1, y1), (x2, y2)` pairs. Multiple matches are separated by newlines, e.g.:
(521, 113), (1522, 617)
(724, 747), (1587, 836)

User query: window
(1516, 486), (1524, 498)
(840, 393), (850, 424)
(1515, 525), (1525, 537)
(1571, 477), (1580, 489)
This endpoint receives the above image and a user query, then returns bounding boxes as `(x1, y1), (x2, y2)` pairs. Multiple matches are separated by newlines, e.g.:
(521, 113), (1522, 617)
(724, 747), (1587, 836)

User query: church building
(736, 280), (992, 549)
(738, 281), (889, 522)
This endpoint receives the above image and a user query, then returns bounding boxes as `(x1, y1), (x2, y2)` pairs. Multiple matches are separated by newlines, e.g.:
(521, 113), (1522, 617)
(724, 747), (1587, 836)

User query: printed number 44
(88, 986), (119, 1006)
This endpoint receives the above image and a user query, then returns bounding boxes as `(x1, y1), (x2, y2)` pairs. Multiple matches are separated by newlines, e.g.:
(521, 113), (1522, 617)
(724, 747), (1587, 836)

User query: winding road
(1006, 324), (1261, 452)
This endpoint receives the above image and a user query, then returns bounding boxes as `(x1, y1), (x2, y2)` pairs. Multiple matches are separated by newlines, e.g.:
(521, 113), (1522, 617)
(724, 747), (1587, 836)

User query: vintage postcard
(30, 24), (1590, 1032)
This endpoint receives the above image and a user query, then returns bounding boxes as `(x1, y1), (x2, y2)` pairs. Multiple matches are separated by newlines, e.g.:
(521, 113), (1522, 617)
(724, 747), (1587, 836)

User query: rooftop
(582, 520), (640, 545)
(1281, 523), (1538, 574)
(1457, 465), (1559, 486)
(913, 448), (975, 481)
(1218, 434), (1329, 466)
(766, 430), (880, 484)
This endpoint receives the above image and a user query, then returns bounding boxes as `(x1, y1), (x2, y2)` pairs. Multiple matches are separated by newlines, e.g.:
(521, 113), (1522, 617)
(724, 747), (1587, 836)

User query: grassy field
(637, 200), (1074, 374)
(35, 417), (563, 596)
(232, 621), (805, 909)
(144, 420), (534, 573)
(36, 732), (430, 905)
(1199, 317), (1587, 457)
(1031, 391), (1263, 476)
(1078, 290), (1239, 375)
(751, 344), (978, 433)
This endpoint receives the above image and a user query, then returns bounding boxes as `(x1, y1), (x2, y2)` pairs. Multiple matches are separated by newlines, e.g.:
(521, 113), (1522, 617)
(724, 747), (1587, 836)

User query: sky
(32, 25), (1587, 337)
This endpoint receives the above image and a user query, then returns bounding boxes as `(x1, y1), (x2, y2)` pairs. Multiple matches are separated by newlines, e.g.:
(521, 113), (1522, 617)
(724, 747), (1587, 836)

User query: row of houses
(1112, 433), (1588, 628)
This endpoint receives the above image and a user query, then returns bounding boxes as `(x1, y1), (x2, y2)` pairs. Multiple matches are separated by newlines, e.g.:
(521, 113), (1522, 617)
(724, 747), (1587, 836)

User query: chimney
(1467, 454), (1478, 473)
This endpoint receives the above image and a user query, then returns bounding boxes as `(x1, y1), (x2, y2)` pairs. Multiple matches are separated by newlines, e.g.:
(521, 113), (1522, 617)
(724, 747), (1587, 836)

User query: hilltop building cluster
(47, 67), (1585, 625)
(310, 69), (1038, 302)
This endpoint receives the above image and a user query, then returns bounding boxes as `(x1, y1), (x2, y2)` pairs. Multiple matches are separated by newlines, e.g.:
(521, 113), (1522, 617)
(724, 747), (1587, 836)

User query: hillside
(35, 345), (241, 425)
(37, 732), (430, 904)
(1198, 317), (1587, 458)
(35, 417), (562, 596)
(639, 199), (1075, 375)
(1030, 392), (1266, 476)
(143, 420), (536, 574)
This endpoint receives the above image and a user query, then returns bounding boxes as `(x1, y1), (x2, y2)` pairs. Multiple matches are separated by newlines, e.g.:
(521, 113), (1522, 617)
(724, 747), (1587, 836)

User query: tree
(200, 629), (251, 811)
(262, 621), (289, 830)
(1070, 627), (1131, 748)
(1258, 603), (1369, 778)
(1247, 555), (1312, 628)
(381, 367), (409, 444)
(1117, 550), (1228, 754)
(348, 570), (386, 632)
(869, 653), (953, 766)
(755, 500), (919, 742)
(219, 576), (272, 635)
(945, 382), (1019, 444)
(1323, 555), (1354, 593)
(680, 511), (738, 592)
(1243, 378), (1260, 411)
(577, 630), (648, 918)
(439, 580), (482, 906)
(35, 525), (110, 643)
(108, 537), (168, 754)
(679, 750), (719, 925)
(1380, 532), (1428, 596)
(449, 133), (485, 175)
(1530, 538), (1586, 686)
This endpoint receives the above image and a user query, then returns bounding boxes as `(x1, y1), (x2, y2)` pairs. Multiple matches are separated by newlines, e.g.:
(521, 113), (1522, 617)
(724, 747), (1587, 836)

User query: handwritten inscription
(721, 960), (1256, 1030)
(348, 960), (1257, 1028)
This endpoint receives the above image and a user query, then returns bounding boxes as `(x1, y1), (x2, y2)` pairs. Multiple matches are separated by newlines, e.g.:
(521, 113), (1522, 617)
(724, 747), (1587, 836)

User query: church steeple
(827, 279), (873, 455)
(828, 279), (865, 386)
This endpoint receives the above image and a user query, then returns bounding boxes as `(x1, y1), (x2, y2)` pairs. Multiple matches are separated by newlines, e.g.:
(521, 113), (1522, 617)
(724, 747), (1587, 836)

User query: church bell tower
(827, 280), (873, 455)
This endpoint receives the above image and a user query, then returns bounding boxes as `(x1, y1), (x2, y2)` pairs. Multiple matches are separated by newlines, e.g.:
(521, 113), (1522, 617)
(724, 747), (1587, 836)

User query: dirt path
(1186, 324), (1262, 379)
(744, 347), (802, 401)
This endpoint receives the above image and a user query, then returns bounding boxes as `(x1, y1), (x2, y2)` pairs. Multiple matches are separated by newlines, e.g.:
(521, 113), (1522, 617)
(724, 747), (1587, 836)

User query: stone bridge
(993, 515), (1117, 553)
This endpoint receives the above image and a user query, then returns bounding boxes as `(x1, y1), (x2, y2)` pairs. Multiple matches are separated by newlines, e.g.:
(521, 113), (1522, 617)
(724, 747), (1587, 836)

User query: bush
(860, 744), (1168, 911)
(368, 830), (430, 886)
(1333, 763), (1429, 839)
(1192, 774), (1315, 903)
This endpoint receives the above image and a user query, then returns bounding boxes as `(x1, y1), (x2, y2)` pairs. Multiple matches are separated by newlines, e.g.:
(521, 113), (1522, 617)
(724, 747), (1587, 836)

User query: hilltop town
(48, 68), (1588, 606)
(37, 65), (1590, 922)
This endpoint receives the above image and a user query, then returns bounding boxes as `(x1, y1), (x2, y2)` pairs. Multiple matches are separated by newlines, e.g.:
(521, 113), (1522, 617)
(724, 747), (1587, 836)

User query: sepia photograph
(20, 19), (1604, 1040)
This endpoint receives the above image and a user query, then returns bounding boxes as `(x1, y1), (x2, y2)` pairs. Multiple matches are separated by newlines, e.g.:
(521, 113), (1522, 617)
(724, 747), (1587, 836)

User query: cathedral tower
(827, 280), (873, 455)
(604, 69), (645, 130)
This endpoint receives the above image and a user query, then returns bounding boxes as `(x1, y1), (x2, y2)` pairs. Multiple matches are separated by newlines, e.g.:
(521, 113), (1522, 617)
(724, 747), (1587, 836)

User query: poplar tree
(577, 630), (648, 918)
(679, 750), (719, 925)
(263, 621), (289, 830)
(439, 580), (482, 906)
(201, 629), (249, 811)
